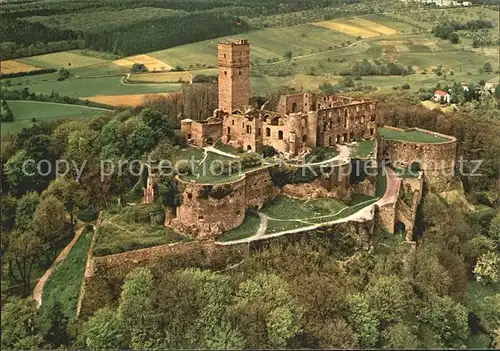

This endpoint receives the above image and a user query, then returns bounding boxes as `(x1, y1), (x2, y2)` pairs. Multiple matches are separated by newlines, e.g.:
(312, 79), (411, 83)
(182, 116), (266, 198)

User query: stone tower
(217, 39), (250, 113)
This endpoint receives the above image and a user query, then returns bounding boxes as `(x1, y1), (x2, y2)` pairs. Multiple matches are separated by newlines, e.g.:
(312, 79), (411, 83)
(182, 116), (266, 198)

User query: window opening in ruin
(199, 215), (204, 220)
(266, 127), (271, 137)
(227, 127), (231, 134)
(343, 133), (348, 142)
(246, 125), (251, 134)
(232, 120), (235, 125)
(329, 136), (332, 145)
(224, 71), (227, 75)
(302, 135), (307, 142)
(336, 135), (340, 143)
(239, 71), (241, 75)
(247, 145), (252, 151)
(187, 133), (192, 139)
(371, 114), (376, 122)
(370, 128), (374, 136)
(278, 130), (284, 140)
(291, 102), (297, 113)
(187, 193), (193, 200)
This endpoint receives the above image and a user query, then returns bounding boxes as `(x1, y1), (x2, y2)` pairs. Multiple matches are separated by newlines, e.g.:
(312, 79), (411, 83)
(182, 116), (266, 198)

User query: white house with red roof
(432, 90), (451, 103)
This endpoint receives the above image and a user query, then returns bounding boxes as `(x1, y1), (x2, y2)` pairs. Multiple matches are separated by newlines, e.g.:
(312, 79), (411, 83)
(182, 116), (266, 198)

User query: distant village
(430, 81), (498, 105)
(406, 0), (473, 7)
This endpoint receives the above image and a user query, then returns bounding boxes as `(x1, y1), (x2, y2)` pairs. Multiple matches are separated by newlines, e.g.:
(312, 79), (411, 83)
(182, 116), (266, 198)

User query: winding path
(204, 145), (239, 159)
(216, 167), (400, 246)
(33, 224), (86, 308)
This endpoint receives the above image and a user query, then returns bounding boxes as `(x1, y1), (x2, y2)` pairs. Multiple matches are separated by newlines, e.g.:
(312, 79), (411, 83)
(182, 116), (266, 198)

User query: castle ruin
(181, 39), (377, 158)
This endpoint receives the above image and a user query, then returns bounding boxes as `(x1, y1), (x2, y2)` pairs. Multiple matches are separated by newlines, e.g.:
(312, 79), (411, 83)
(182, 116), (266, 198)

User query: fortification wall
(78, 240), (246, 319)
(172, 167), (276, 239)
(247, 211), (376, 252)
(245, 167), (277, 209)
(317, 101), (377, 146)
(189, 120), (223, 146)
(379, 126), (457, 191)
(172, 176), (247, 239)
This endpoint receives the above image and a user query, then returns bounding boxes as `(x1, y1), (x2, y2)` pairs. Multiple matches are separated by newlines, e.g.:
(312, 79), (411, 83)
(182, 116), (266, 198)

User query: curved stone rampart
(378, 126), (457, 191)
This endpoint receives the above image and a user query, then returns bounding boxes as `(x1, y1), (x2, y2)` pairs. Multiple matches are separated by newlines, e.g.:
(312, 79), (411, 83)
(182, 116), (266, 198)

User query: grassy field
(0, 60), (39, 74)
(217, 212), (261, 242)
(7, 75), (182, 98)
(261, 196), (377, 233)
(2, 9), (494, 113)
(2, 100), (110, 136)
(349, 140), (376, 159)
(379, 127), (450, 143)
(18, 51), (108, 69)
(41, 226), (92, 319)
(93, 213), (188, 257)
(150, 23), (357, 68)
(84, 92), (177, 107)
(263, 197), (347, 220)
(129, 71), (191, 83)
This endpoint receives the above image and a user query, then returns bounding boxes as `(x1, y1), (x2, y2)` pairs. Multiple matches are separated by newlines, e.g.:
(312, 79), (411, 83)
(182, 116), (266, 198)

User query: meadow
(8, 75), (181, 99)
(18, 51), (108, 70)
(1, 9), (496, 118)
(1, 100), (110, 136)
(41, 226), (93, 320)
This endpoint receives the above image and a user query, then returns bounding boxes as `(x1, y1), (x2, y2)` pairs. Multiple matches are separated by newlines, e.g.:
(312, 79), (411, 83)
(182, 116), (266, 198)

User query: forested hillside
(1, 90), (499, 349)
(0, 0), (364, 59)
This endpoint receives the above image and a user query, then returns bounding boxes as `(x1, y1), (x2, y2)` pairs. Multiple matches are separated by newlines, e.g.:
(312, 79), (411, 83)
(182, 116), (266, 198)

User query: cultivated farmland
(128, 71), (192, 83)
(18, 51), (108, 70)
(313, 20), (380, 38)
(2, 100), (110, 135)
(0, 60), (39, 74)
(113, 54), (173, 71)
(84, 93), (178, 107)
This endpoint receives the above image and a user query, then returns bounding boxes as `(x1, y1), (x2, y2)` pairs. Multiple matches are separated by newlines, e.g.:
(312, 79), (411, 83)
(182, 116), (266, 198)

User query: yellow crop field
(129, 71), (191, 83)
(349, 18), (397, 35)
(84, 93), (177, 107)
(1, 60), (39, 74)
(313, 21), (379, 38)
(113, 54), (173, 71)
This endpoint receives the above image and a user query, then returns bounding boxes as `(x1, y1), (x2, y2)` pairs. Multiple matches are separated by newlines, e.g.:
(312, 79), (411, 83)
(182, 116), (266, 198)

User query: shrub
(240, 152), (262, 169)
(261, 145), (278, 158)
(120, 203), (165, 225)
(131, 63), (147, 73)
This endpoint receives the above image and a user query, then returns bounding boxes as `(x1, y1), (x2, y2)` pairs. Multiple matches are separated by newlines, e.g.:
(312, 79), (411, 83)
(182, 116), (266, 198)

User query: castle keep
(181, 40), (377, 157)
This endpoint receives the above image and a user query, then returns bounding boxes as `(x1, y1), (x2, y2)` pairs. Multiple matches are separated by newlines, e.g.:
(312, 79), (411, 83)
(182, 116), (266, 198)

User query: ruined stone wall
(379, 126), (457, 191)
(172, 166), (276, 239)
(281, 163), (352, 202)
(395, 175), (424, 241)
(245, 167), (277, 209)
(78, 240), (246, 319)
(325, 163), (353, 201)
(222, 113), (262, 152)
(317, 101), (377, 147)
(172, 176), (247, 239)
(352, 176), (377, 197)
(261, 115), (291, 155)
(189, 120), (223, 146)
(247, 213), (375, 252)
